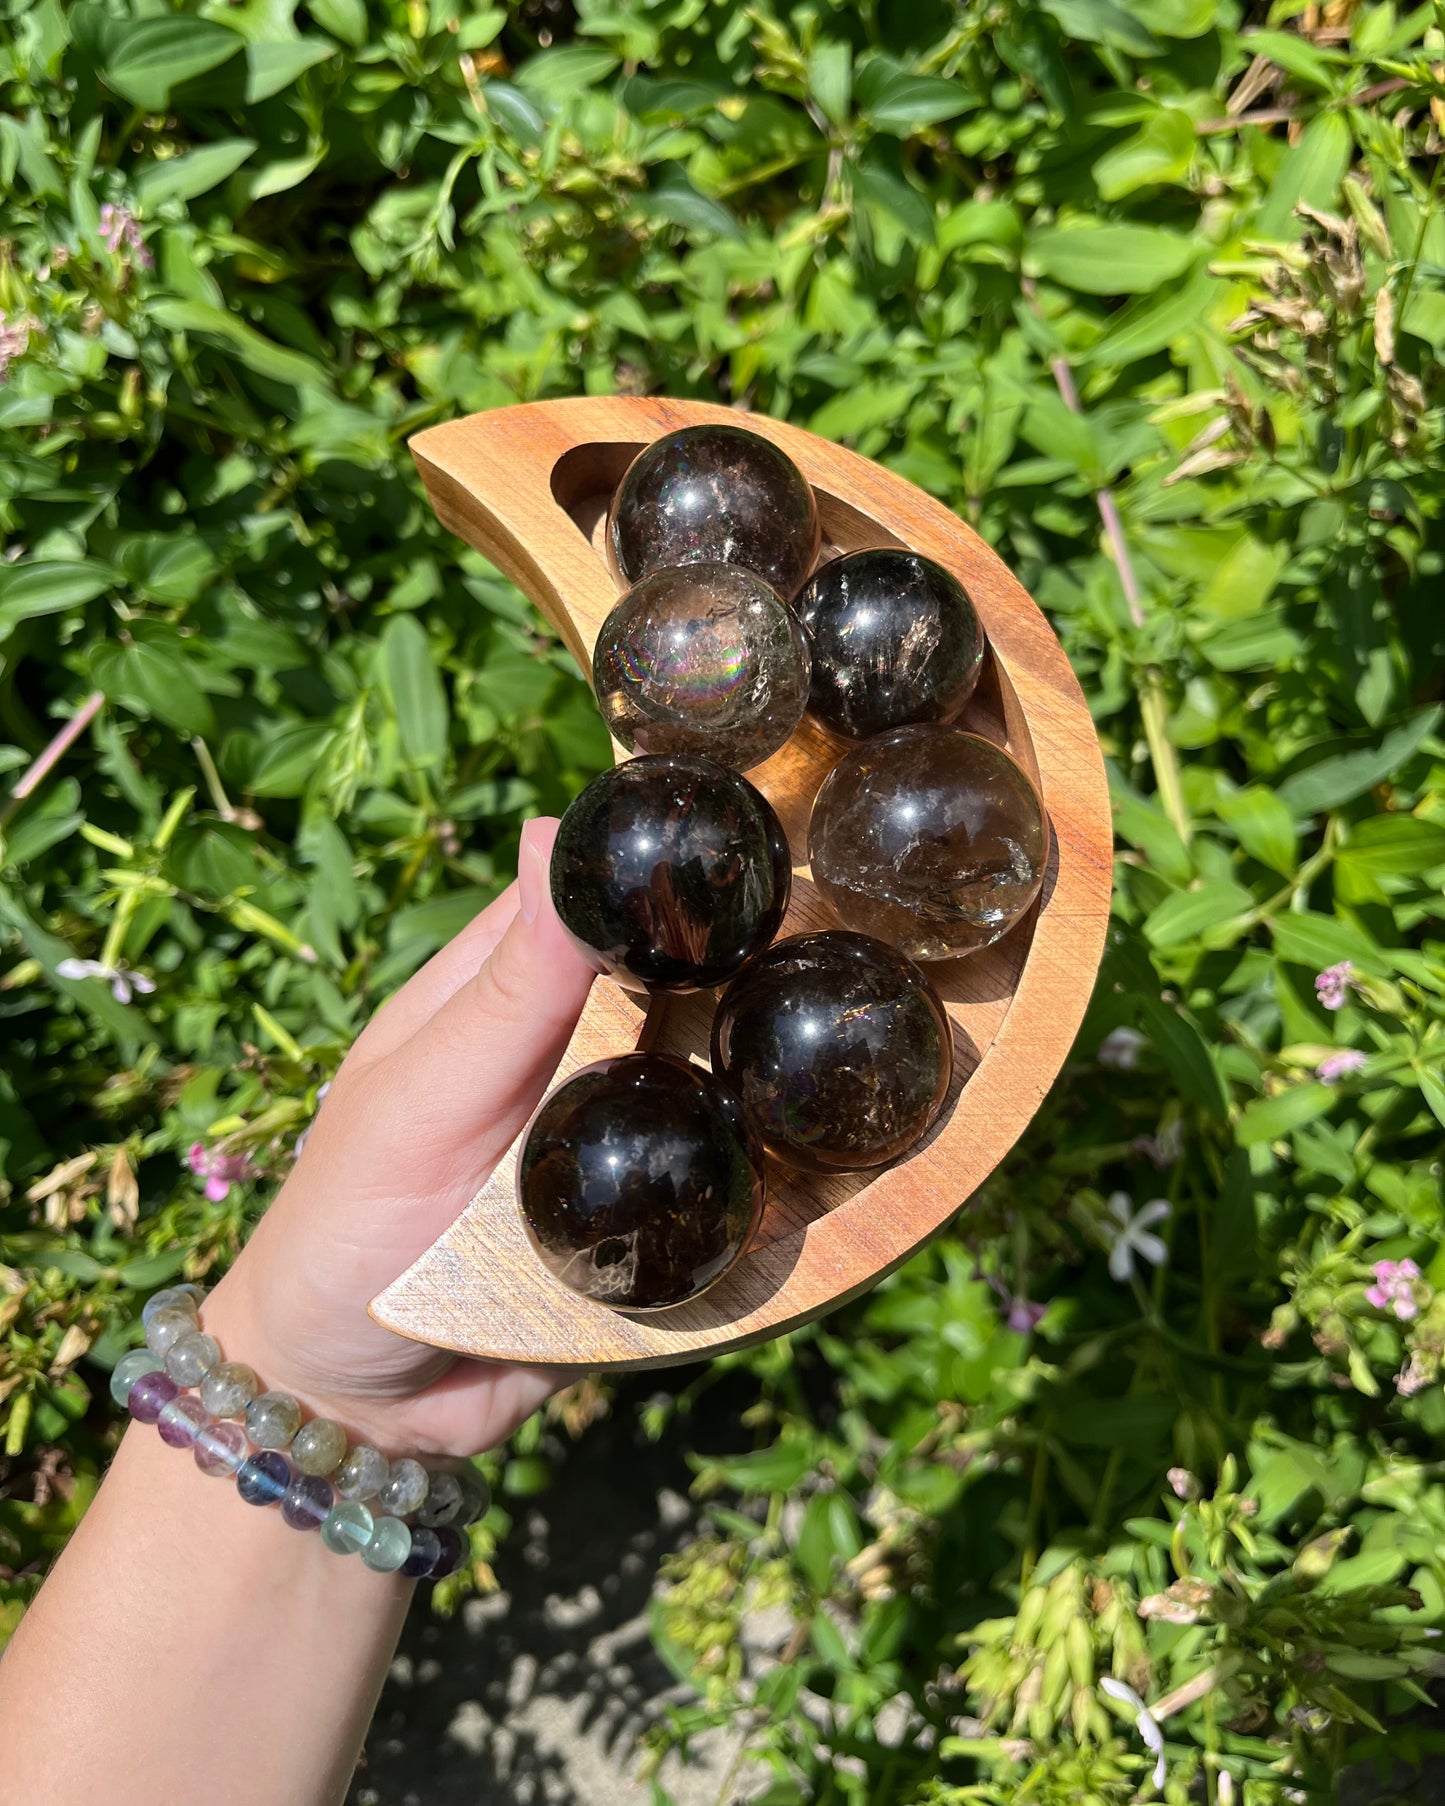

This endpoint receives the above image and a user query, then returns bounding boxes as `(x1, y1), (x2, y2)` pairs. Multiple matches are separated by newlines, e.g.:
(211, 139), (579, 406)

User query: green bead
(110, 1348), (161, 1409)
(320, 1500), (374, 1556)
(361, 1516), (413, 1573)
(292, 1418), (348, 1477)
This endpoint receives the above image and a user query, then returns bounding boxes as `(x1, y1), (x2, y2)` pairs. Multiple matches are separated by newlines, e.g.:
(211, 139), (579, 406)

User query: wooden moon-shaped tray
(370, 396), (1111, 1372)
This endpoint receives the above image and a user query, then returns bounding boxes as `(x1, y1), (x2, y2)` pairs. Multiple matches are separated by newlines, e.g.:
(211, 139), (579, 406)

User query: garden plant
(2, 0), (1444, 1800)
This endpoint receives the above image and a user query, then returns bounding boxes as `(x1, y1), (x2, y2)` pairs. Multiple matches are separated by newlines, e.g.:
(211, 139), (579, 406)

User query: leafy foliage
(2, 0), (1444, 1797)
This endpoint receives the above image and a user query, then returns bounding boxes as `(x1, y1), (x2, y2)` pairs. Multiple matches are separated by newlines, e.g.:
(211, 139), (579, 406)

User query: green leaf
(812, 380), (919, 442)
(852, 150), (934, 244)
(1138, 996), (1227, 1116)
(640, 172), (742, 241)
(1196, 534), (1288, 622)
(380, 616), (449, 770)
(1276, 707), (1442, 815)
(1028, 223), (1195, 294)
(514, 45), (618, 102)
(0, 560), (113, 636)
(247, 723), (335, 797)
(146, 298), (328, 390)
(1081, 264), (1215, 366)
(103, 18), (242, 110)
(1194, 606), (1305, 672)
(305, 0), (367, 46)
(1237, 1084), (1336, 1145)
(133, 139), (256, 208)
(1269, 912), (1379, 973)
(245, 37), (334, 103)
(1256, 111), (1352, 241)
(90, 640), (215, 738)
(1337, 816), (1445, 877)
(808, 41), (851, 129)
(482, 81), (545, 146)
(855, 58), (969, 135)
(699, 1441), (815, 1494)
(1218, 786), (1298, 876)
(1040, 0), (1161, 56)
(1093, 107), (1195, 200)
(1144, 880), (1253, 950)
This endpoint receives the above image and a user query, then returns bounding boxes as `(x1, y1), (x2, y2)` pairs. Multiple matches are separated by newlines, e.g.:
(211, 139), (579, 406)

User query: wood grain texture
(370, 396), (1112, 1371)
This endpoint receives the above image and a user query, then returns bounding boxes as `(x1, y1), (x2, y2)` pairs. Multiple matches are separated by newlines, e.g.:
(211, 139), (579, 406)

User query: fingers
(375, 816), (597, 1187)
(349, 881), (524, 1068)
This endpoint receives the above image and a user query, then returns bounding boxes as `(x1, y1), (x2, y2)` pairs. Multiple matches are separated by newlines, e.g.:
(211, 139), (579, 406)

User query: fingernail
(518, 827), (545, 924)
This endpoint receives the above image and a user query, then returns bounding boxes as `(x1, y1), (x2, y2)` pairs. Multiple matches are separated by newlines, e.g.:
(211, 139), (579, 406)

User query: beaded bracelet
(109, 1285), (489, 1580)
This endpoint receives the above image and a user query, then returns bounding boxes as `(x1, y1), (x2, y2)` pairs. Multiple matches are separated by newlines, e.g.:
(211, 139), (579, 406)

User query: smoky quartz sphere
(796, 548), (986, 739)
(550, 753), (791, 993)
(592, 563), (811, 771)
(712, 932), (954, 1173)
(517, 1054), (766, 1311)
(607, 423), (821, 600)
(808, 725), (1048, 960)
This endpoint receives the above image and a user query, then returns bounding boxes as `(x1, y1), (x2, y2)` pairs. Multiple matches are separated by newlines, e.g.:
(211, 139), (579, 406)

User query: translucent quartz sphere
(377, 1458), (429, 1518)
(795, 548), (986, 739)
(163, 1330), (220, 1387)
(712, 932), (953, 1173)
(334, 1444), (390, 1502)
(551, 754), (791, 993)
(110, 1348), (161, 1409)
(245, 1390), (302, 1451)
(517, 1054), (765, 1312)
(592, 564), (810, 771)
(321, 1500), (374, 1555)
(808, 725), (1048, 961)
(607, 423), (820, 599)
(199, 1360), (259, 1420)
(416, 1471), (463, 1528)
(361, 1517), (413, 1574)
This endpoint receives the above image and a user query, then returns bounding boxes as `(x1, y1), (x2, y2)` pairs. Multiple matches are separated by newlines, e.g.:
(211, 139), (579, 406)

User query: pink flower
(98, 202), (153, 271)
(1317, 1049), (1366, 1083)
(1315, 963), (1357, 1010)
(984, 1272), (1046, 1335)
(187, 1142), (257, 1203)
(0, 311), (35, 385)
(56, 957), (156, 1004)
(1395, 1350), (1432, 1397)
(1365, 1258), (1428, 1322)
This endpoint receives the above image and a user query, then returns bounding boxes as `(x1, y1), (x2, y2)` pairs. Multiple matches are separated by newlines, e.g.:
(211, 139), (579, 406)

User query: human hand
(206, 815), (596, 1457)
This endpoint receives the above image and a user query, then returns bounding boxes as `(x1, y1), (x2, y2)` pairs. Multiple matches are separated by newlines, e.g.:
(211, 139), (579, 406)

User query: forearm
(0, 1309), (413, 1806)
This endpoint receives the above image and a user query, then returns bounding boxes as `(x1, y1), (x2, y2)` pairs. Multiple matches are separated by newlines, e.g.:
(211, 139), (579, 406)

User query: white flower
(1103, 1192), (1171, 1283)
(56, 957), (156, 1003)
(1100, 1676), (1167, 1790)
(1097, 1026), (1147, 1070)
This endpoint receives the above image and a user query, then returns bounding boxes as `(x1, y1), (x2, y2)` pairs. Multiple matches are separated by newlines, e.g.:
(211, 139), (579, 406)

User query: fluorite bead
(320, 1500), (375, 1556)
(141, 1286), (202, 1329)
(157, 1394), (211, 1449)
(796, 549), (986, 739)
(430, 1526), (466, 1577)
(291, 1418), (348, 1477)
(199, 1361), (260, 1420)
(110, 1348), (162, 1409)
(163, 1330), (220, 1387)
(593, 565), (811, 771)
(360, 1516), (413, 1574)
(400, 1526), (442, 1579)
(194, 1419), (250, 1477)
(377, 1458), (429, 1518)
(236, 1450), (290, 1507)
(245, 1390), (302, 1450)
(334, 1444), (390, 1502)
(607, 422), (820, 599)
(808, 724), (1049, 960)
(281, 1473), (334, 1531)
(712, 932), (954, 1172)
(415, 1471), (463, 1528)
(550, 754), (791, 993)
(127, 1370), (179, 1424)
(453, 1469), (491, 1527)
(145, 1305), (199, 1359)
(518, 1053), (766, 1311)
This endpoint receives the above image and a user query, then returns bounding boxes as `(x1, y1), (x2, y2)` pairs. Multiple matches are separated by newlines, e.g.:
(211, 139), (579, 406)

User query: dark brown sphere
(517, 1054), (765, 1311)
(808, 725), (1048, 960)
(550, 754), (792, 993)
(606, 423), (820, 599)
(711, 932), (953, 1172)
(795, 548), (986, 738)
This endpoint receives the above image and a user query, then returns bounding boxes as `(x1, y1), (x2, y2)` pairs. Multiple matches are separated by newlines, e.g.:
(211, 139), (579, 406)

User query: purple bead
(429, 1526), (466, 1577)
(236, 1449), (290, 1506)
(401, 1526), (442, 1579)
(127, 1370), (179, 1424)
(157, 1394), (211, 1448)
(194, 1419), (249, 1477)
(281, 1473), (334, 1531)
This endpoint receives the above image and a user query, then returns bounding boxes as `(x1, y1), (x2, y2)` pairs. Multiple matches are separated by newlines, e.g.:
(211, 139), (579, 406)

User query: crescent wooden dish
(370, 396), (1112, 1372)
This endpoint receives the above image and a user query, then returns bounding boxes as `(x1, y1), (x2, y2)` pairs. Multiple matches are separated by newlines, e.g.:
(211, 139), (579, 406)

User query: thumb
(377, 815), (599, 1191)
